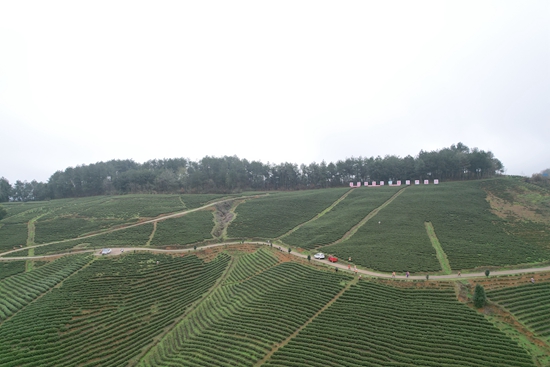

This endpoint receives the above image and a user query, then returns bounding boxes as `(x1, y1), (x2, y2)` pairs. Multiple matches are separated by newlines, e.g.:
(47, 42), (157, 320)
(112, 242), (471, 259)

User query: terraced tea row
(322, 181), (550, 273)
(34, 216), (133, 244)
(321, 187), (441, 273)
(264, 282), (534, 367)
(139, 252), (350, 366)
(0, 253), (230, 367)
(282, 186), (400, 249)
(2, 178), (550, 272)
(0, 223), (28, 252)
(151, 211), (215, 246)
(488, 283), (550, 338)
(0, 260), (25, 280)
(424, 182), (550, 269)
(3, 211), (217, 257)
(228, 188), (349, 239)
(224, 248), (280, 284)
(0, 193), (237, 253)
(0, 254), (91, 321)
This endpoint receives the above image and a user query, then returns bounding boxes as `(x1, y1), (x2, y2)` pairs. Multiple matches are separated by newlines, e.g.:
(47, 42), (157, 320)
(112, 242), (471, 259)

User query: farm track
(2, 188), (550, 281)
(145, 221), (157, 246)
(0, 194), (267, 258)
(4, 243), (550, 281)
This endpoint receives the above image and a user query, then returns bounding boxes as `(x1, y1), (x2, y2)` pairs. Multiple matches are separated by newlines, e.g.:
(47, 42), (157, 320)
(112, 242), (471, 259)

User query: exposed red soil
(486, 192), (550, 225)
(374, 278), (455, 290)
(194, 243), (262, 261)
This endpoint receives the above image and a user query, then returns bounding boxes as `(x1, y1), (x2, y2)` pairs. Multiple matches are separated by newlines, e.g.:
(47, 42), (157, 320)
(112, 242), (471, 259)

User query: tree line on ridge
(1, 143), (504, 201)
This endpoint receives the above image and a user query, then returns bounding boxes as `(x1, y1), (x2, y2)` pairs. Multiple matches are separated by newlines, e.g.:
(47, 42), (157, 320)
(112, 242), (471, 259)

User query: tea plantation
(0, 178), (549, 365)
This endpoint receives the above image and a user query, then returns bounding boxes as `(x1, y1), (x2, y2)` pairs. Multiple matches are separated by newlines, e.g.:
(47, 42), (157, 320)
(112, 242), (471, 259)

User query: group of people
(390, 271), (409, 278)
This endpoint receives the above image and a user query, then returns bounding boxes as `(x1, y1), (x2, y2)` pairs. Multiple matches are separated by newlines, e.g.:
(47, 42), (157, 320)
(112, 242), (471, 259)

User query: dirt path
(5, 242), (548, 281)
(145, 221), (157, 246)
(0, 194), (267, 258)
(2, 191), (550, 281)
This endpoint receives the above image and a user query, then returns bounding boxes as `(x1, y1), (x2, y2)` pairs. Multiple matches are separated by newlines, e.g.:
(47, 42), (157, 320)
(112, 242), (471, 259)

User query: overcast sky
(1, 0), (549, 183)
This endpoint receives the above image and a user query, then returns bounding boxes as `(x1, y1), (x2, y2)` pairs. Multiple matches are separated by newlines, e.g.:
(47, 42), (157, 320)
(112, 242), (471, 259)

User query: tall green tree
(6, 142), (507, 199)
(0, 177), (11, 202)
(473, 284), (487, 308)
(0, 204), (7, 220)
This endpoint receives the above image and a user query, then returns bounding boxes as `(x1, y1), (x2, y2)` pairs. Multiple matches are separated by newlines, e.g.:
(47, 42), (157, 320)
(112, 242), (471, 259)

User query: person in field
(406, 271), (410, 278)
(392, 272), (396, 278)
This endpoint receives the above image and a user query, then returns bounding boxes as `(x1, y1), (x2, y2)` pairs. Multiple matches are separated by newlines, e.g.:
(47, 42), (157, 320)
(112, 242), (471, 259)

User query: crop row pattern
(264, 282), (534, 367)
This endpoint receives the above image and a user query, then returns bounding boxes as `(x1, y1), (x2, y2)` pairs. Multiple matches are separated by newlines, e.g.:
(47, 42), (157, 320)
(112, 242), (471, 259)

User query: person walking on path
(392, 272), (396, 278)
(406, 271), (410, 278)
(348, 264), (351, 270)
(458, 271), (461, 277)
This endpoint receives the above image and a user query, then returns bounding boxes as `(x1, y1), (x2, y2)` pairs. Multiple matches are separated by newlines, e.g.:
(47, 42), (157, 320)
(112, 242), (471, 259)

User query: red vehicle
(328, 255), (338, 263)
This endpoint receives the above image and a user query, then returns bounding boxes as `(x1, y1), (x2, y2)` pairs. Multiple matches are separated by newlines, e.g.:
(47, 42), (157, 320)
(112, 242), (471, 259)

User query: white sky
(1, 0), (549, 183)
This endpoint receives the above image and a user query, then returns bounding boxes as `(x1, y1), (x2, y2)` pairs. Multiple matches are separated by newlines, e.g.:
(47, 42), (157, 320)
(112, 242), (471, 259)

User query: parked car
(314, 253), (325, 259)
(101, 248), (112, 255)
(328, 255), (338, 263)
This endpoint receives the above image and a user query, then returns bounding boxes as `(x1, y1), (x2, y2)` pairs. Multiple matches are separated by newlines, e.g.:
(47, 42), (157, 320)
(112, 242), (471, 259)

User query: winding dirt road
(2, 193), (549, 281)
(3, 241), (550, 281)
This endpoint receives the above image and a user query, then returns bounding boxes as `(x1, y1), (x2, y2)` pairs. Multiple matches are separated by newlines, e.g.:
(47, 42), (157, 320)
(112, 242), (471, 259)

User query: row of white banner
(349, 179), (439, 187)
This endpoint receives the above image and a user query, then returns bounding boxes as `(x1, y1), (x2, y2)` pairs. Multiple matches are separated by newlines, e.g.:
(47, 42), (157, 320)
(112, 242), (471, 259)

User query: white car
(314, 253), (325, 259)
(101, 248), (112, 255)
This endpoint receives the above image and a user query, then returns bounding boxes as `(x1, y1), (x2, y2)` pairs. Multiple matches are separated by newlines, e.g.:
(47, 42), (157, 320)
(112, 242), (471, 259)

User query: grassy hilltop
(0, 177), (550, 366)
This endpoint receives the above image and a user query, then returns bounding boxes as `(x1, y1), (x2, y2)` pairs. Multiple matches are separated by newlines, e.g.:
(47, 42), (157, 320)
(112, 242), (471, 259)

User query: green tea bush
(284, 187), (400, 249)
(151, 211), (215, 246)
(264, 282), (534, 367)
(0, 253), (229, 366)
(488, 283), (550, 337)
(228, 188), (349, 239)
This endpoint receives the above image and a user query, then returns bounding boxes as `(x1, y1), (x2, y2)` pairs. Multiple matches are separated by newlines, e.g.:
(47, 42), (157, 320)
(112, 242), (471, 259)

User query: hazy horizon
(1, 1), (549, 183)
